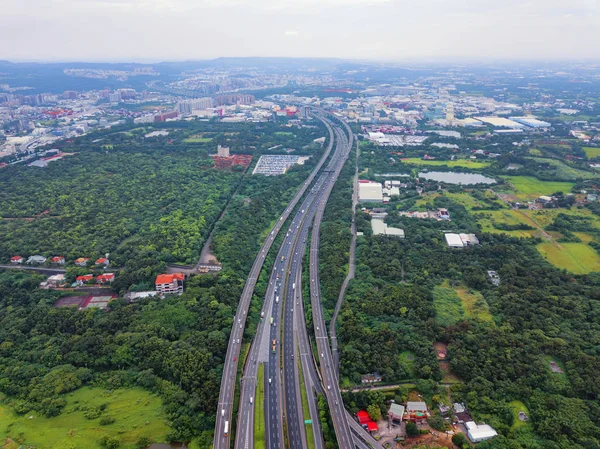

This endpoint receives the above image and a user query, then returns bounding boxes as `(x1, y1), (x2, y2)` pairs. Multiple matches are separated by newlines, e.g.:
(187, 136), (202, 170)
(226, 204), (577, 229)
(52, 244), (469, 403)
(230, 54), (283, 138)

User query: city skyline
(2, 0), (600, 62)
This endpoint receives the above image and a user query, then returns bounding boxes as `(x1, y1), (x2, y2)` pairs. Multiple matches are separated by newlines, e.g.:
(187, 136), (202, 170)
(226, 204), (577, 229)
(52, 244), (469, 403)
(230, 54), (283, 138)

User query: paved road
(214, 115), (337, 449)
(0, 264), (67, 274)
(308, 122), (355, 449)
(281, 123), (350, 449)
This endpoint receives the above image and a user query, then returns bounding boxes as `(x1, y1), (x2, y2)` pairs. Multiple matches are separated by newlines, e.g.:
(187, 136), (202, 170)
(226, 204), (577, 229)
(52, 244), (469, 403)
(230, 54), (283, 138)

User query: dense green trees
(338, 193), (600, 448)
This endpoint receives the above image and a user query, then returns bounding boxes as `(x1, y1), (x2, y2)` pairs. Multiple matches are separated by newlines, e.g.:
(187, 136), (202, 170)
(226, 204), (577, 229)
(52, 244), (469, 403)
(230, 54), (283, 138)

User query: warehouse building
(358, 180), (383, 203)
(466, 421), (498, 443)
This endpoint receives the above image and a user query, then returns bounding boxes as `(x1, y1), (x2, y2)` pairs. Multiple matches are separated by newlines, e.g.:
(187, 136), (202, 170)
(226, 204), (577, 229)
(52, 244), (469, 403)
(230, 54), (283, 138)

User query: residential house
(74, 257), (90, 267)
(361, 373), (383, 384)
(155, 273), (185, 295)
(95, 257), (110, 268)
(10, 256), (23, 264)
(27, 255), (47, 265)
(51, 256), (65, 265)
(96, 273), (115, 284)
(389, 403), (405, 422)
(40, 274), (66, 289)
(406, 401), (429, 422)
(75, 274), (94, 286)
(437, 208), (451, 220)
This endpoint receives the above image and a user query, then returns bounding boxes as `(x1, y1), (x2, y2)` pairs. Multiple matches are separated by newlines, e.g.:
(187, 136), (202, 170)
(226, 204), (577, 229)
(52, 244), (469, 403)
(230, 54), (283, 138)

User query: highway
(234, 114), (348, 449)
(308, 123), (355, 449)
(213, 114), (336, 449)
(216, 110), (378, 449)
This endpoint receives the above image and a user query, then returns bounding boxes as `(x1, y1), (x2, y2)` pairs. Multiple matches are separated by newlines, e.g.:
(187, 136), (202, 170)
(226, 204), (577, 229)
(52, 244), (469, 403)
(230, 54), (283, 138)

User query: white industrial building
(509, 116), (551, 128)
(371, 218), (405, 237)
(475, 117), (525, 129)
(466, 421), (498, 443)
(445, 233), (479, 248)
(358, 181), (383, 203)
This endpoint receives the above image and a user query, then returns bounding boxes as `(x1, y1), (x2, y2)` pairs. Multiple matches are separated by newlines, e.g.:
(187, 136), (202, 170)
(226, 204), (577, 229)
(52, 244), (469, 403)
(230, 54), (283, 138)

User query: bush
(452, 433), (470, 448)
(137, 435), (152, 447)
(100, 435), (121, 449)
(429, 414), (448, 431)
(99, 416), (116, 426)
(406, 421), (419, 436)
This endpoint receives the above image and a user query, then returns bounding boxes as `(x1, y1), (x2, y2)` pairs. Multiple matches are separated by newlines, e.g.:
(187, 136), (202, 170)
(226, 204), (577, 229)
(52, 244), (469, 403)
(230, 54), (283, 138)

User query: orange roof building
(155, 273), (184, 295)
(96, 273), (115, 284)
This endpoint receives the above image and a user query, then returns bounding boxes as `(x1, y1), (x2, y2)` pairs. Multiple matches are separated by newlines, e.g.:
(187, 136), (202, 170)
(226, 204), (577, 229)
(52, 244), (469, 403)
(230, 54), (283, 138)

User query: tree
(367, 404), (382, 422)
(452, 433), (470, 449)
(406, 421), (419, 436)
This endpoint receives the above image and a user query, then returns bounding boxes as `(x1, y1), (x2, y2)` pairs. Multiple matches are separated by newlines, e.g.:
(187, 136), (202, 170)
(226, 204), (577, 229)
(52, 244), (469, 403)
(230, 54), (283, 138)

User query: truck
(270, 316), (274, 325)
(261, 311), (264, 318)
(276, 296), (279, 303)
(281, 256), (285, 261)
(272, 339), (276, 353)
(224, 420), (229, 437)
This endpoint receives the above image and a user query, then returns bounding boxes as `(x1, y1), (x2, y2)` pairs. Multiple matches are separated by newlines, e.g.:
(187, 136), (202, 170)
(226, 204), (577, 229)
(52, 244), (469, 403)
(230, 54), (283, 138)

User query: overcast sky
(2, 0), (600, 62)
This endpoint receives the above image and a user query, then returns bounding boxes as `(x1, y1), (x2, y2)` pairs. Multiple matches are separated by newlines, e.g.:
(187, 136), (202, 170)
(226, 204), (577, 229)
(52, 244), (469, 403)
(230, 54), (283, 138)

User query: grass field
(400, 158), (490, 169)
(584, 147), (600, 159)
(455, 286), (493, 322)
(537, 241), (600, 274)
(528, 148), (543, 156)
(502, 176), (575, 199)
(0, 387), (168, 449)
(398, 351), (417, 379)
(432, 282), (464, 327)
(509, 400), (532, 431)
(476, 209), (539, 238)
(183, 136), (213, 143)
(523, 207), (600, 229)
(254, 364), (266, 449)
(274, 132), (295, 137)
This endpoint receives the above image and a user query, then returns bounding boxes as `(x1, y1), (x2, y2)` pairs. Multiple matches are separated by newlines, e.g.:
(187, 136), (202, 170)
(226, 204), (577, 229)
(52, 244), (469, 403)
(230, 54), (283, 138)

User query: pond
(418, 171), (496, 185)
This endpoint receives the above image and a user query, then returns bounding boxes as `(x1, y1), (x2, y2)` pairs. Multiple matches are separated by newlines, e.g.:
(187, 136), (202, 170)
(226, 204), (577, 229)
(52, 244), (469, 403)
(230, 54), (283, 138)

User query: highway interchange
(214, 110), (384, 449)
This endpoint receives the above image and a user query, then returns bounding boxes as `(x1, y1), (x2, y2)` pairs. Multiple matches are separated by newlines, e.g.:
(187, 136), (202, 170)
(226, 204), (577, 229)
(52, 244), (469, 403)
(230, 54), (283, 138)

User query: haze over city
(3, 0), (600, 61)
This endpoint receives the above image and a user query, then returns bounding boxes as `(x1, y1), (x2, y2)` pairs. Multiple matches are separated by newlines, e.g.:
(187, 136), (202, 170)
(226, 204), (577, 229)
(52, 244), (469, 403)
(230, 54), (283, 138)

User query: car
(269, 378), (272, 384)
(327, 385), (331, 390)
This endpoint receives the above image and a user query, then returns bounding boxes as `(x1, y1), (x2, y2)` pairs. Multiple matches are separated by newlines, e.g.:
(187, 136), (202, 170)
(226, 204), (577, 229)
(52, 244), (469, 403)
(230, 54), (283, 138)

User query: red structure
(212, 154), (253, 170)
(356, 410), (379, 433)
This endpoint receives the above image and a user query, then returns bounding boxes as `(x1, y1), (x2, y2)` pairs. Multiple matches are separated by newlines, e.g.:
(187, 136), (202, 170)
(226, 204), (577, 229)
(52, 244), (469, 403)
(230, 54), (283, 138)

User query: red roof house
(74, 257), (90, 266)
(95, 257), (109, 267)
(96, 273), (115, 284)
(51, 256), (66, 265)
(10, 256), (23, 264)
(155, 273), (185, 295)
(357, 410), (371, 424)
(76, 274), (94, 286)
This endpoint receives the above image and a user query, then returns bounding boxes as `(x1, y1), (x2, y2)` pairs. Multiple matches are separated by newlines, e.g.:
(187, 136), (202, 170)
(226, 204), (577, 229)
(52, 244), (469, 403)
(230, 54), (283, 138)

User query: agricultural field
(583, 147), (600, 159)
(527, 157), (598, 180)
(476, 209), (539, 238)
(502, 176), (575, 199)
(400, 158), (490, 169)
(537, 241), (600, 274)
(0, 387), (168, 449)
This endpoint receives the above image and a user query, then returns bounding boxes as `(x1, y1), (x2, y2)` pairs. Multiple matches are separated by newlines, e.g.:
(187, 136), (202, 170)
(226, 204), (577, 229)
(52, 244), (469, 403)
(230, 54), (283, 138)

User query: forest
(337, 191), (600, 449)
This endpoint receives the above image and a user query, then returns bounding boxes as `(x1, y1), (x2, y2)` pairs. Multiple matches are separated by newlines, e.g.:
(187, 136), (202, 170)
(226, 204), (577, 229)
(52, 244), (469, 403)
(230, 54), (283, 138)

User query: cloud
(285, 30), (300, 37)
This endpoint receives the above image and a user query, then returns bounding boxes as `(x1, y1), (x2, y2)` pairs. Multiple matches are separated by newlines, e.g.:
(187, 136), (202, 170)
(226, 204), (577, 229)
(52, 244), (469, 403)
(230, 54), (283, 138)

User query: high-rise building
(177, 97), (213, 114)
(217, 145), (230, 157)
(446, 103), (455, 123)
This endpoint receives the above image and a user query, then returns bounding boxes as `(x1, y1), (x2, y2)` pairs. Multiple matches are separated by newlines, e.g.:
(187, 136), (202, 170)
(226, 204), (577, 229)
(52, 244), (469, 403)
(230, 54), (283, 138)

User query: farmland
(0, 387), (168, 449)
(537, 241), (600, 274)
(583, 147), (600, 159)
(501, 176), (575, 199)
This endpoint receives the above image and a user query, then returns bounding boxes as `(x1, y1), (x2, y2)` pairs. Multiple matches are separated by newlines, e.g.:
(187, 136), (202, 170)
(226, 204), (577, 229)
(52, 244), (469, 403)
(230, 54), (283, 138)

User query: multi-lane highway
(234, 114), (350, 449)
(214, 114), (336, 449)
(215, 110), (374, 449)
